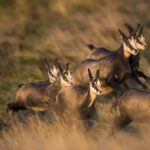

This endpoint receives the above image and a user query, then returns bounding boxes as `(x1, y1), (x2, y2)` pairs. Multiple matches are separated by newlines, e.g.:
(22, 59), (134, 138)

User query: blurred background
(0, 0), (150, 113)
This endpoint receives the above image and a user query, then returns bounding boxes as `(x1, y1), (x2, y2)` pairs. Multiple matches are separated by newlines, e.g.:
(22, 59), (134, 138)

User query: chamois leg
(136, 70), (150, 81)
(117, 116), (132, 129)
(111, 114), (132, 134)
(132, 72), (148, 89)
(123, 82), (129, 90)
(33, 112), (40, 124)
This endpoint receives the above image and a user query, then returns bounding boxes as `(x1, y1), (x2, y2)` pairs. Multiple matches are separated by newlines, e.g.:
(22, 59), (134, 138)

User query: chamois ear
(58, 63), (63, 74)
(118, 29), (127, 41)
(88, 69), (93, 81)
(95, 69), (100, 80)
(86, 44), (95, 51)
(124, 23), (134, 34)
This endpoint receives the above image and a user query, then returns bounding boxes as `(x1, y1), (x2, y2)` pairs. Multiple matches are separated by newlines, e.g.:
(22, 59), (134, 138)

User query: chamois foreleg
(108, 77), (126, 94)
(132, 72), (148, 89)
(135, 70), (150, 81)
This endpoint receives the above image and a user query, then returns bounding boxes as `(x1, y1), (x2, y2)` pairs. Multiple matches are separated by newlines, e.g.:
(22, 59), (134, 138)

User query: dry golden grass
(0, 116), (150, 150)
(0, 0), (150, 149)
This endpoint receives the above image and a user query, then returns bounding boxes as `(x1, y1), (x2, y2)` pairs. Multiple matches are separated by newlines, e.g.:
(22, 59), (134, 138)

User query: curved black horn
(118, 29), (127, 41)
(88, 69), (93, 81)
(134, 23), (141, 37)
(124, 23), (134, 34)
(58, 63), (63, 74)
(138, 26), (143, 37)
(135, 23), (140, 32)
(65, 63), (69, 71)
(95, 69), (100, 79)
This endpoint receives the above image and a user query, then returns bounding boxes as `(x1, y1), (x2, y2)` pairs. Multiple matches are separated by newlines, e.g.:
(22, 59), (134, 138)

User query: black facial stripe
(92, 82), (102, 93)
(63, 75), (73, 85)
(49, 71), (57, 79)
(137, 39), (143, 45)
(126, 41), (137, 52)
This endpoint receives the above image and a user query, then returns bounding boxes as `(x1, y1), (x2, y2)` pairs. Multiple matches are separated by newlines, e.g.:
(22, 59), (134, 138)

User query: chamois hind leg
(111, 114), (132, 134)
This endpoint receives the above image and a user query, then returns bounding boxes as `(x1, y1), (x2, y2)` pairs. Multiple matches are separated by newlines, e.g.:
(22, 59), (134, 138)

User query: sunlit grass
(0, 0), (150, 149)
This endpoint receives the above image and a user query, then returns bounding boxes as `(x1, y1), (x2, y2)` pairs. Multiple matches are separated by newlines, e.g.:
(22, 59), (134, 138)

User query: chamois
(57, 69), (102, 123)
(87, 24), (149, 89)
(112, 88), (150, 131)
(18, 59), (59, 88)
(74, 29), (139, 94)
(6, 61), (72, 116)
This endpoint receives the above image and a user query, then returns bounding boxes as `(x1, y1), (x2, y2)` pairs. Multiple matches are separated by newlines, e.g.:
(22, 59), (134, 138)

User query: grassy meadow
(0, 0), (150, 149)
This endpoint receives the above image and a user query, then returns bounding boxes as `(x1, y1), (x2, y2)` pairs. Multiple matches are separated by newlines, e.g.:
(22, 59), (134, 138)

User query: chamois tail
(6, 101), (27, 112)
(17, 83), (25, 88)
(86, 44), (96, 51)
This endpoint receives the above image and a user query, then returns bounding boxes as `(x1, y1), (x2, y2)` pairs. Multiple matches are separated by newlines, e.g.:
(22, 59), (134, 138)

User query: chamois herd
(6, 23), (150, 133)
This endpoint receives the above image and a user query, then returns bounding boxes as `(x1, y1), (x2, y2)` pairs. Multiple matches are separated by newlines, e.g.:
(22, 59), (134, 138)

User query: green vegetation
(0, 0), (150, 149)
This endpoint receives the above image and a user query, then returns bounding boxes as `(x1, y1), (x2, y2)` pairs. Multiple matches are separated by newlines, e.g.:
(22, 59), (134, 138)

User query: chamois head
(125, 23), (146, 50)
(44, 58), (59, 84)
(88, 69), (102, 95)
(118, 29), (139, 56)
(58, 62), (73, 87)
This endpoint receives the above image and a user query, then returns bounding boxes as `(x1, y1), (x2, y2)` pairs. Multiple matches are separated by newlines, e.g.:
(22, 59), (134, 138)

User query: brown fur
(112, 89), (150, 130)
(57, 72), (101, 123)
(87, 44), (150, 89)
(58, 86), (96, 120)
(7, 80), (61, 113)
(74, 46), (131, 94)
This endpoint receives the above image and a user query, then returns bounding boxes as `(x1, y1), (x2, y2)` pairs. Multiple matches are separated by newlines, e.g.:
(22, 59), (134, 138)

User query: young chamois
(74, 28), (139, 94)
(112, 88), (150, 131)
(18, 59), (59, 88)
(57, 69), (102, 123)
(6, 61), (72, 116)
(87, 24), (149, 89)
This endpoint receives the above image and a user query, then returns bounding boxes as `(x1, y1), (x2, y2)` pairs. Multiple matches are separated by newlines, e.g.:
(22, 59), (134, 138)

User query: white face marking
(90, 80), (102, 96)
(136, 35), (146, 50)
(51, 66), (59, 78)
(48, 72), (56, 83)
(123, 37), (138, 56)
(90, 84), (97, 95)
(96, 80), (102, 88)
(128, 37), (137, 49)
(60, 71), (73, 87)
(47, 65), (59, 83)
(60, 76), (71, 87)
(88, 81), (102, 108)
(66, 71), (73, 84)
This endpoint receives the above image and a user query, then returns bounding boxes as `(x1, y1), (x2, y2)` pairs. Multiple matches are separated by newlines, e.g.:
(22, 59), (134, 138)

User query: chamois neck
(123, 44), (132, 59)
(117, 45), (131, 59)
(56, 77), (62, 89)
(81, 87), (97, 110)
(124, 50), (131, 58)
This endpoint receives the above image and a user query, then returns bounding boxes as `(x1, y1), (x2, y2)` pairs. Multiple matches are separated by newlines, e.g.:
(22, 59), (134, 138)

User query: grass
(0, 0), (150, 149)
